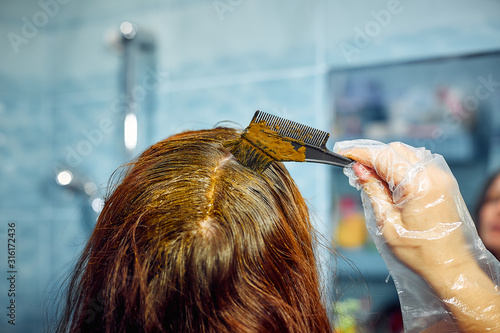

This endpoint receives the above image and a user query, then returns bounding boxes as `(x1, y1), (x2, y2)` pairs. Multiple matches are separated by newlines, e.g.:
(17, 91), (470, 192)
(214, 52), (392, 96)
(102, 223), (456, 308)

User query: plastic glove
(334, 140), (500, 333)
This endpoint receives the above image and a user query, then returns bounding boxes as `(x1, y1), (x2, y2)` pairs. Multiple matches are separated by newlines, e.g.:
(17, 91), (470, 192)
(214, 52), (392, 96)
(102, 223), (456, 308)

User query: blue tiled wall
(1, 0), (500, 331)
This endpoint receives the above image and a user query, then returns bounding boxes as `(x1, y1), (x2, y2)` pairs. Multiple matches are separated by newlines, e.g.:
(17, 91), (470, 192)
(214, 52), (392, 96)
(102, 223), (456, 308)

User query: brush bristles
(225, 111), (330, 172)
(224, 137), (273, 173)
(253, 110), (329, 147)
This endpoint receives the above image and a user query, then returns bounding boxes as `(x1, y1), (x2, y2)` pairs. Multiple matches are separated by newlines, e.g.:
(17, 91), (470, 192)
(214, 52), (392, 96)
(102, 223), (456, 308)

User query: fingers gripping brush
(225, 111), (354, 173)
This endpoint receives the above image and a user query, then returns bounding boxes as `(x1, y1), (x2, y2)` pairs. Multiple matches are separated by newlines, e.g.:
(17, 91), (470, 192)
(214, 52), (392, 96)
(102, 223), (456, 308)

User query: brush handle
(291, 142), (354, 167)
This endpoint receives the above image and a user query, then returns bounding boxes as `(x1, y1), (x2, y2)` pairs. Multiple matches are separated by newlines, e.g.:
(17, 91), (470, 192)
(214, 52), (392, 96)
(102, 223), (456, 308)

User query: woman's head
(475, 170), (500, 260)
(57, 127), (330, 333)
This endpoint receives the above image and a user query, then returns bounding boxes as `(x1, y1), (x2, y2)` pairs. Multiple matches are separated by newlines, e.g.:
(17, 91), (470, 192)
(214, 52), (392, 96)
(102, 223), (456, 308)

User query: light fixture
(91, 197), (105, 213)
(120, 21), (136, 39)
(56, 170), (73, 186)
(84, 182), (98, 196)
(124, 113), (138, 150)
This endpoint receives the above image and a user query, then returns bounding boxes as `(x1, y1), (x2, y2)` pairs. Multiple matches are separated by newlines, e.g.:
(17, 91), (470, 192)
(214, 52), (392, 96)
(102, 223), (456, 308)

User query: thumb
(353, 163), (401, 236)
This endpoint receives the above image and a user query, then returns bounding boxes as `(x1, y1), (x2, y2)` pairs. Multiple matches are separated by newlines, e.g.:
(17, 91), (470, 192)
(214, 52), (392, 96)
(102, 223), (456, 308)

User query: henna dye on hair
(54, 127), (331, 333)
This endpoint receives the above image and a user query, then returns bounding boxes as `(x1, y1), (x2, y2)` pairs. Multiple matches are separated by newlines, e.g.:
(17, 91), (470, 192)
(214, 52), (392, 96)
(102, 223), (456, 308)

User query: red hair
(55, 128), (331, 332)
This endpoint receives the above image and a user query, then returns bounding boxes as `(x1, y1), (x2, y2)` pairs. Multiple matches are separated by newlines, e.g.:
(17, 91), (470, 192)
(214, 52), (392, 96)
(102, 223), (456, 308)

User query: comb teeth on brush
(226, 110), (354, 172)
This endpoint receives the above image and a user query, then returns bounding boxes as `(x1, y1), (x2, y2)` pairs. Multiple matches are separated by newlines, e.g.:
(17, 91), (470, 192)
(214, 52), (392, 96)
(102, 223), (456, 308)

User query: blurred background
(1, 0), (499, 332)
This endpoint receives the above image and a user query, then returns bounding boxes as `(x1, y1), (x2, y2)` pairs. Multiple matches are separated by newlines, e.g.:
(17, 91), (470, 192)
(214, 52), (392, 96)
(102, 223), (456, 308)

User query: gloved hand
(334, 140), (500, 333)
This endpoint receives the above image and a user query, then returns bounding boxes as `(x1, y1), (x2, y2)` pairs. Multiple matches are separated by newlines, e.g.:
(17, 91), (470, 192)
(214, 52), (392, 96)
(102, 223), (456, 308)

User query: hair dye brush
(225, 111), (353, 172)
